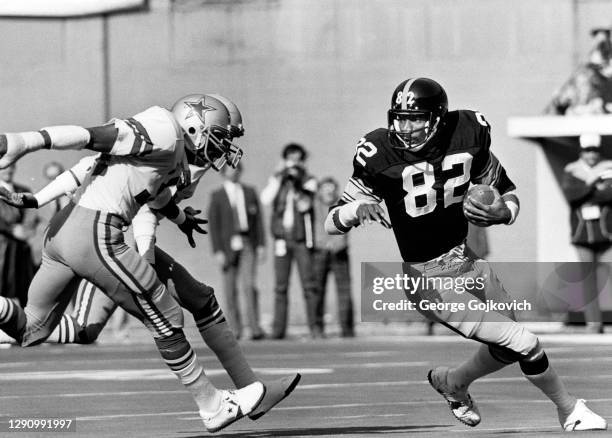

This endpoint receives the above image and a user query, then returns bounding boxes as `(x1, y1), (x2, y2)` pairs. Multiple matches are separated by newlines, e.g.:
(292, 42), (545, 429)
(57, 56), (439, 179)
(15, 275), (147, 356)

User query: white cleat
(428, 367), (481, 427)
(560, 399), (607, 431)
(201, 381), (265, 433)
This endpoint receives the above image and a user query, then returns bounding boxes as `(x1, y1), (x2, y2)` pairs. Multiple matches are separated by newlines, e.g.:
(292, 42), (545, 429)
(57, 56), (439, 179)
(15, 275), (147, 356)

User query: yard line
(70, 398), (612, 422)
(299, 375), (612, 390)
(0, 367), (333, 381)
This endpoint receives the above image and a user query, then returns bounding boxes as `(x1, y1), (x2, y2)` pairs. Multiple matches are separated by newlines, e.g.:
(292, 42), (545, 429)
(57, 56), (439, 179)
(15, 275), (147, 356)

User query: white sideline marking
(0, 367), (332, 381)
(3, 376), (612, 400)
(0, 350), (401, 368)
(72, 398), (612, 422)
(298, 374), (612, 390)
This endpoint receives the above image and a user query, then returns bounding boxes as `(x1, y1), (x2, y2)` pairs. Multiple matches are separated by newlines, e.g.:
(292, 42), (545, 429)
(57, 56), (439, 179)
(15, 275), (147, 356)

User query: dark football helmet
(387, 78), (448, 152)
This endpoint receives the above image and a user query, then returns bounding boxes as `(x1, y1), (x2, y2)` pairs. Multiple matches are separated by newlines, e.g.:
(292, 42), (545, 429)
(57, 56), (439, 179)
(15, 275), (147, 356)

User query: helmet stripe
(401, 77), (419, 108)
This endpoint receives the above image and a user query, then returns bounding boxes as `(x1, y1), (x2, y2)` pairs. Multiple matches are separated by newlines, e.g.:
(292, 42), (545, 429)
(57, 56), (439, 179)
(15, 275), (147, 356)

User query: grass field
(1, 331), (611, 437)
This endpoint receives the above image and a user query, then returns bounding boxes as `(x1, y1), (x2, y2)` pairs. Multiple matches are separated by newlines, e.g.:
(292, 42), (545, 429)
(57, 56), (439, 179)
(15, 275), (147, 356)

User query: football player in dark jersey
(325, 78), (606, 431)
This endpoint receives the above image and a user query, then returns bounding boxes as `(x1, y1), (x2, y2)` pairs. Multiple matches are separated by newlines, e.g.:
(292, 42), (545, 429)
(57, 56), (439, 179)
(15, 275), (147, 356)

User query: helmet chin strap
(395, 132), (427, 152)
(393, 116), (441, 151)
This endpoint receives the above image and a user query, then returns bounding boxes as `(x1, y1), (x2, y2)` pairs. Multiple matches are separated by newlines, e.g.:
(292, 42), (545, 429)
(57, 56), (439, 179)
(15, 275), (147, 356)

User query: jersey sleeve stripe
(124, 118), (153, 156)
(348, 177), (382, 202)
(128, 117), (152, 144)
(141, 141), (154, 156)
(68, 169), (82, 187)
(349, 177), (374, 194)
(473, 152), (502, 184)
(341, 192), (356, 202)
(129, 131), (143, 155)
(473, 153), (494, 181)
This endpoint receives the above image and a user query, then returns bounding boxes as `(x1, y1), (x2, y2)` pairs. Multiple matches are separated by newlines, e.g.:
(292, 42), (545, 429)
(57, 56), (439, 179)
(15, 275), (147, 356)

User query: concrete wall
(0, 0), (608, 327)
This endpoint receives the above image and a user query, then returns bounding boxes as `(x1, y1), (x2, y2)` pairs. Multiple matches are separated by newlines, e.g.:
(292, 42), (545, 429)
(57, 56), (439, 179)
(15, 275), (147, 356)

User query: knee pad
(519, 342), (549, 375)
(488, 344), (522, 364)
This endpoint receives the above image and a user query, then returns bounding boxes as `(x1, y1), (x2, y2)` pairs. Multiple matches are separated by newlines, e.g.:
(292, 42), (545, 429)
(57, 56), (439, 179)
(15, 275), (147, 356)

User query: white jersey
(73, 106), (184, 222)
(171, 164), (208, 203)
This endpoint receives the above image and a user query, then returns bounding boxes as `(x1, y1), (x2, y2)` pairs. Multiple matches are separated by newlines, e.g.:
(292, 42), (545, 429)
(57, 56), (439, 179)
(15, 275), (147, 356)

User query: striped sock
(196, 312), (257, 388)
(0, 296), (14, 324)
(155, 329), (220, 412)
(0, 297), (26, 342)
(47, 315), (79, 344)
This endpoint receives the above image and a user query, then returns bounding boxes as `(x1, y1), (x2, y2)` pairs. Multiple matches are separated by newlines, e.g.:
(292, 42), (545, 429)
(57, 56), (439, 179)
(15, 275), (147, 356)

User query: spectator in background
(589, 27), (612, 78)
(260, 143), (319, 339)
(561, 133), (612, 333)
(209, 162), (266, 340)
(312, 177), (355, 338)
(0, 164), (39, 306)
(547, 65), (606, 115)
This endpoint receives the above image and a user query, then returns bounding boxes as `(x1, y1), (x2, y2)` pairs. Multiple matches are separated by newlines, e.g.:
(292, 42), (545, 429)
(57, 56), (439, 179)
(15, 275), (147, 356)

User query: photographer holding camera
(261, 143), (320, 339)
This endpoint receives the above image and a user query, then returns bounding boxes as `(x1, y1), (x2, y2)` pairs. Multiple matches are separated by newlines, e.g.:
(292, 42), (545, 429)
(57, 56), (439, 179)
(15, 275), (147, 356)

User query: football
(464, 184), (496, 206)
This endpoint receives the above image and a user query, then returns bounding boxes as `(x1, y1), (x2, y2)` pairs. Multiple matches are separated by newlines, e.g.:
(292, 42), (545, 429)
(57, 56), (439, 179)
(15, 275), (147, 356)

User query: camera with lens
(283, 164), (306, 185)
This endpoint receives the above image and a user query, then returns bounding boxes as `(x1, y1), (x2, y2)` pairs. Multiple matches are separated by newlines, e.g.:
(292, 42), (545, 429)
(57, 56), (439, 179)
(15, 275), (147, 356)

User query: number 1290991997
(5, 418), (75, 432)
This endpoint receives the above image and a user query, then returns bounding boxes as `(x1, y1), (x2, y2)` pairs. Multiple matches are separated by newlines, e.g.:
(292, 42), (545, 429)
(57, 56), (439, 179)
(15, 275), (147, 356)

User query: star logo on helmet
(185, 98), (216, 122)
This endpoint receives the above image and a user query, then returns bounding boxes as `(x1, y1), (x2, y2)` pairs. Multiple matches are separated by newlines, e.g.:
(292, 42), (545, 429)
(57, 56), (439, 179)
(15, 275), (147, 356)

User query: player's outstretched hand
(177, 206), (208, 248)
(0, 187), (38, 208)
(0, 134), (29, 169)
(463, 189), (510, 227)
(356, 203), (391, 228)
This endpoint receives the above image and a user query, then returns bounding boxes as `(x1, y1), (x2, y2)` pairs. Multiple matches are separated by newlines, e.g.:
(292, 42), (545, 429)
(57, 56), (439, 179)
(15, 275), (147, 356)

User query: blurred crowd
(210, 142), (355, 340)
(547, 27), (612, 116)
(547, 25), (612, 333)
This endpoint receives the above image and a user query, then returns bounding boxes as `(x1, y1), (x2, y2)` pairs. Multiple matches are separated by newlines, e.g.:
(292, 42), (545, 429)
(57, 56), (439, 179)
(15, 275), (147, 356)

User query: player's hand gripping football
(177, 206), (208, 248)
(463, 187), (510, 227)
(356, 203), (391, 228)
(0, 186), (38, 208)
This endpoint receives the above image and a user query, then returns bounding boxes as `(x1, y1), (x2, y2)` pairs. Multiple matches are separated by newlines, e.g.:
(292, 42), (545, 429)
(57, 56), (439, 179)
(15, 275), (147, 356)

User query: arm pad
(39, 126), (91, 150)
(324, 200), (371, 234)
(34, 170), (80, 207)
(502, 192), (520, 225)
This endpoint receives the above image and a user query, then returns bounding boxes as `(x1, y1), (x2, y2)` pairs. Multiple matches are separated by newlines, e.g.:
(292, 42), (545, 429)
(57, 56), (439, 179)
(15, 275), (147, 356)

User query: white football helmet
(207, 94), (244, 138)
(171, 94), (243, 170)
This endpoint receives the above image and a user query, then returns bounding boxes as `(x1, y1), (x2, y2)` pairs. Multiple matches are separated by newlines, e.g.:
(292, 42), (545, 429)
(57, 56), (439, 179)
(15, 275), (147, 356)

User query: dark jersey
(339, 110), (515, 262)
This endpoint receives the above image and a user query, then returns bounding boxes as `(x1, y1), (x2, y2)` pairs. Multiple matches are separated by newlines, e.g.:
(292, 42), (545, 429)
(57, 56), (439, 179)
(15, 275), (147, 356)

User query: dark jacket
(270, 176), (316, 247)
(208, 183), (265, 256)
(562, 159), (612, 247)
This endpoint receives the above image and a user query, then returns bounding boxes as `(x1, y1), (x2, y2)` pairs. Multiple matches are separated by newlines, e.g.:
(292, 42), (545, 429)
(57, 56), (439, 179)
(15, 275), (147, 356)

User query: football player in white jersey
(1, 95), (300, 420)
(0, 95), (265, 432)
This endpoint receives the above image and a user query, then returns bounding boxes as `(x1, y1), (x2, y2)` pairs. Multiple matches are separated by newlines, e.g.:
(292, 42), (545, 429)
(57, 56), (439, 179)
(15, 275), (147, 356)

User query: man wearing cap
(562, 133), (612, 333)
